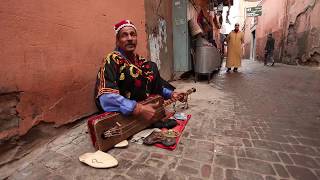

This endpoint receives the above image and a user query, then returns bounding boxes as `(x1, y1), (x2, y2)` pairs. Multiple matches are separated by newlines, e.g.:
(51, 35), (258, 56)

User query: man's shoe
(152, 119), (177, 129)
(233, 68), (238, 72)
(143, 131), (164, 145)
(143, 131), (176, 147)
(226, 68), (231, 72)
(271, 62), (274, 66)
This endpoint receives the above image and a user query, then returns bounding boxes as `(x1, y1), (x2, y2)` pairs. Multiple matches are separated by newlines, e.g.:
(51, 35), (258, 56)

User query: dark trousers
(264, 51), (274, 65)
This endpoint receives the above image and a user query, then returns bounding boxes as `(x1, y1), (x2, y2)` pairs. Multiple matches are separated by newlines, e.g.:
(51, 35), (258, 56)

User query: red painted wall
(0, 0), (147, 139)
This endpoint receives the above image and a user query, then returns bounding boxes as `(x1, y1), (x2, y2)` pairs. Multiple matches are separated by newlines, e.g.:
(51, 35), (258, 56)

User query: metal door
(172, 0), (189, 72)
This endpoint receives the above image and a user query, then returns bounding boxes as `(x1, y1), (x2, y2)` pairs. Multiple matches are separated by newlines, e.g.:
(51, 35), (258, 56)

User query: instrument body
(88, 95), (167, 152)
(88, 88), (196, 152)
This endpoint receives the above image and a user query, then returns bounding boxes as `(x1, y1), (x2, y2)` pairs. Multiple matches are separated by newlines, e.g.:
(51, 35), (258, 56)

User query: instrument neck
(162, 91), (193, 107)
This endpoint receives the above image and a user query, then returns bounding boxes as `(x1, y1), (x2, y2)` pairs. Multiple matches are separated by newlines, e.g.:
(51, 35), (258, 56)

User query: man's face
(116, 26), (137, 52)
(235, 24), (240, 31)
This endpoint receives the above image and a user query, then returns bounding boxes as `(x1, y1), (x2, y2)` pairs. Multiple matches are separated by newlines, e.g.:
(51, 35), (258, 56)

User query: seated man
(95, 20), (185, 121)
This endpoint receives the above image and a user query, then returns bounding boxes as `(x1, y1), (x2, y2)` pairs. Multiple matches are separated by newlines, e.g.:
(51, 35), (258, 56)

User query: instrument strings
(103, 88), (195, 138)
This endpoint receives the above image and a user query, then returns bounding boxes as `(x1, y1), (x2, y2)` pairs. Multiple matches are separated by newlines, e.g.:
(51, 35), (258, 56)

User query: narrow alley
(2, 60), (320, 180)
(1, 0), (320, 179)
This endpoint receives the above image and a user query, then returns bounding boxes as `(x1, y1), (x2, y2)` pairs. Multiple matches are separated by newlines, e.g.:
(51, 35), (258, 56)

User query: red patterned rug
(154, 114), (191, 151)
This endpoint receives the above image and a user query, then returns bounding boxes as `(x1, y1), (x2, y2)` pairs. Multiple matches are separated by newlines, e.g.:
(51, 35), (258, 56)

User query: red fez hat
(114, 20), (136, 35)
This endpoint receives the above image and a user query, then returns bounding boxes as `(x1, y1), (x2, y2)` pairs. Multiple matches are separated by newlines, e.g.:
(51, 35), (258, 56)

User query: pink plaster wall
(243, 18), (252, 45)
(288, 0), (320, 32)
(0, 0), (147, 139)
(243, 0), (286, 60)
(253, 0), (286, 61)
(243, 17), (253, 59)
(283, 0), (320, 65)
(255, 0), (286, 39)
(245, 0), (320, 64)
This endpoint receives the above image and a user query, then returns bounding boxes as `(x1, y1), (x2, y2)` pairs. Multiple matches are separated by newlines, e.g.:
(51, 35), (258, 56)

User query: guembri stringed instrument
(88, 88), (196, 152)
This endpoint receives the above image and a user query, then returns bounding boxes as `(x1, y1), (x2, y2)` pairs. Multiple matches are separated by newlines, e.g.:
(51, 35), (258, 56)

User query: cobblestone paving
(2, 60), (320, 180)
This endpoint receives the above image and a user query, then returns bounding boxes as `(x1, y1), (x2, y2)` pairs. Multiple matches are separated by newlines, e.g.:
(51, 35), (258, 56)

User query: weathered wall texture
(144, 0), (173, 80)
(283, 0), (320, 65)
(245, 0), (320, 66)
(243, 18), (251, 59)
(0, 0), (147, 139)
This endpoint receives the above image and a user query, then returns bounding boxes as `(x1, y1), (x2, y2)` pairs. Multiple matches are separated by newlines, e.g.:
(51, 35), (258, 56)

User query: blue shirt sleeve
(162, 87), (173, 100)
(99, 93), (137, 116)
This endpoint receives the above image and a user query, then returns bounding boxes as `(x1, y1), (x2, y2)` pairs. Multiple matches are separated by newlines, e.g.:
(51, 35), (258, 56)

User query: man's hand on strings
(133, 102), (161, 121)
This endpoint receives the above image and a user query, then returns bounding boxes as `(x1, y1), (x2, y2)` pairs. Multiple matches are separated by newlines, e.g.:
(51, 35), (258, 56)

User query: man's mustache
(126, 43), (136, 46)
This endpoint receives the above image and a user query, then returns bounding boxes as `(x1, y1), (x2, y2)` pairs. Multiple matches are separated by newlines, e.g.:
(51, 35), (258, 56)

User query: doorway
(250, 30), (256, 60)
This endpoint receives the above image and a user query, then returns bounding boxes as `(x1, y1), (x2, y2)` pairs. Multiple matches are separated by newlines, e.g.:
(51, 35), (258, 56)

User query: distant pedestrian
(264, 33), (275, 66)
(226, 23), (244, 72)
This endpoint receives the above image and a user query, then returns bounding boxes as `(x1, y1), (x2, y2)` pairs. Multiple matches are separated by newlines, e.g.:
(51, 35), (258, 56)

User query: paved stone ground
(1, 60), (320, 180)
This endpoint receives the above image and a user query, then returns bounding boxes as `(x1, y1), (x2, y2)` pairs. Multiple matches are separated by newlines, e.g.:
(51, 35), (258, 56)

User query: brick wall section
(0, 0), (147, 139)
